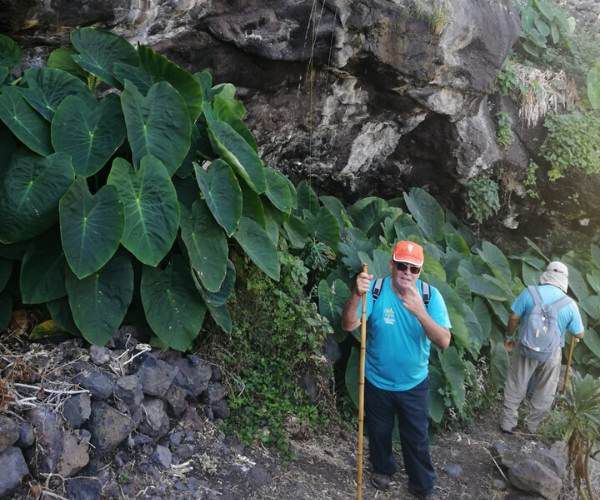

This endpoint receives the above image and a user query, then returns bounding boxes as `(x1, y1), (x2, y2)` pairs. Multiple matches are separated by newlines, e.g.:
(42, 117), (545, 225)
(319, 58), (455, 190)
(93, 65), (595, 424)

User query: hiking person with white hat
(501, 261), (584, 434)
(341, 241), (451, 499)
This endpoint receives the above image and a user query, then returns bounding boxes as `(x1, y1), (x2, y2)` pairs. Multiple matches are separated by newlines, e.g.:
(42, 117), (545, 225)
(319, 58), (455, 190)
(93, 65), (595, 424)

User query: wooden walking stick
(560, 334), (578, 394)
(356, 264), (368, 500)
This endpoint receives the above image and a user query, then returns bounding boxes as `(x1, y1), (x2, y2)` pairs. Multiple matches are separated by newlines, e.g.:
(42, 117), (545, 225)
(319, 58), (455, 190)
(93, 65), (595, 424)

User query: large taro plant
(0, 29), (297, 350)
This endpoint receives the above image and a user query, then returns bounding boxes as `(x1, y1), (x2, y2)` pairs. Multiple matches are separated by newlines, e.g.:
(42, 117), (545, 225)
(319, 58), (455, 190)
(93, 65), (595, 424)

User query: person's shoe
(370, 472), (392, 491)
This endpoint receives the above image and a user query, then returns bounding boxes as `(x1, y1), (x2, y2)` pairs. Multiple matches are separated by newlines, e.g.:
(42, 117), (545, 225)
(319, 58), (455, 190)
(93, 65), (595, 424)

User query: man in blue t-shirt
(342, 241), (451, 499)
(501, 261), (584, 434)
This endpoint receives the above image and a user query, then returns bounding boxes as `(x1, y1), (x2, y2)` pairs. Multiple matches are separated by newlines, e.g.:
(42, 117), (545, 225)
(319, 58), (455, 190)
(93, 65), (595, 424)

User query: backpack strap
(372, 278), (384, 301)
(550, 295), (572, 313)
(422, 281), (431, 305)
(528, 285), (543, 305)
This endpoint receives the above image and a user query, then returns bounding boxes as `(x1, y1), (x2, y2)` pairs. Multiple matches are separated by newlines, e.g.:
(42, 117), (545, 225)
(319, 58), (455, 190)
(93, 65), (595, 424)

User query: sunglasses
(395, 262), (421, 274)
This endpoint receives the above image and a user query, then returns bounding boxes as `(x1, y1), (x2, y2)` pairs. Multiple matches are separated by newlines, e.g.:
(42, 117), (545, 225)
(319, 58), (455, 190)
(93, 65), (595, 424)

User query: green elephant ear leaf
(320, 195), (350, 229)
(180, 200), (228, 292)
(296, 180), (319, 215)
(303, 206), (340, 251)
(0, 67), (8, 85)
(565, 263), (590, 302)
(67, 254), (134, 346)
(234, 216), (280, 281)
(438, 346), (466, 412)
(113, 63), (153, 94)
(0, 151), (74, 244)
(121, 80), (191, 175)
(241, 180), (266, 226)
(195, 160), (242, 236)
(59, 178), (124, 279)
(465, 274), (512, 301)
(52, 94), (126, 177)
(587, 62), (600, 110)
(20, 239), (66, 304)
(21, 67), (90, 121)
(137, 45), (204, 120)
(141, 256), (207, 351)
(194, 70), (212, 97)
(283, 215), (310, 249)
(47, 297), (80, 336)
(193, 260), (236, 307)
(47, 48), (89, 80)
(357, 249), (390, 280)
(265, 167), (295, 214)
(70, 27), (138, 87)
(107, 156), (180, 266)
(582, 328), (600, 359)
(318, 278), (351, 340)
(203, 102), (266, 194)
(581, 295), (600, 321)
(586, 270), (600, 294)
(428, 364), (445, 423)
(403, 187), (445, 242)
(0, 34), (21, 69)
(522, 261), (541, 286)
(477, 241), (511, 280)
(206, 303), (232, 334)
(0, 87), (52, 156)
(345, 346), (359, 407)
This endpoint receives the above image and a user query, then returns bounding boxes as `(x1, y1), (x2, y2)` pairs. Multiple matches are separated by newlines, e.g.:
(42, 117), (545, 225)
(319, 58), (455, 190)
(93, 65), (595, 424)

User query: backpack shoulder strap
(528, 285), (543, 305)
(372, 278), (385, 301)
(550, 295), (572, 313)
(422, 281), (431, 306)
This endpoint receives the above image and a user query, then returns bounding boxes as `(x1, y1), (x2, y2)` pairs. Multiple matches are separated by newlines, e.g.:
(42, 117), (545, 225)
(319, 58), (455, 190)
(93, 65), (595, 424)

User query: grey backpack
(518, 286), (572, 362)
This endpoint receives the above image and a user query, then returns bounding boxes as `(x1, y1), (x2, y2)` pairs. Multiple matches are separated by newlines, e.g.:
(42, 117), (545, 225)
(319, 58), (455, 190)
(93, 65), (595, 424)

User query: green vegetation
(518, 0), (575, 61)
(541, 112), (600, 179)
(465, 178), (501, 224)
(524, 161), (540, 199)
(564, 373), (600, 500)
(411, 1), (448, 35)
(496, 59), (519, 96)
(217, 252), (334, 453)
(496, 111), (514, 149)
(542, 374), (600, 499)
(508, 0), (600, 189)
(0, 29), (295, 350)
(1, 20), (600, 451)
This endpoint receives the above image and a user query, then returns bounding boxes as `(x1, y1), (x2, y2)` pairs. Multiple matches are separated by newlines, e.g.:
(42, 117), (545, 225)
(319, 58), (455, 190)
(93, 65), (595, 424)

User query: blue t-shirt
(511, 285), (584, 342)
(356, 276), (451, 392)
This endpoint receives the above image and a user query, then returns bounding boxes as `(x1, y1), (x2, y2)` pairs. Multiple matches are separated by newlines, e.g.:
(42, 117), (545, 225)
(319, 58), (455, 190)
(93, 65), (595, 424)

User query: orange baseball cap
(392, 240), (424, 267)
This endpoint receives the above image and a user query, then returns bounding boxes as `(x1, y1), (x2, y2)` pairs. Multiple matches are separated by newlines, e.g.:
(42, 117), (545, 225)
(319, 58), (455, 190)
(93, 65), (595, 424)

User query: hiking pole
(356, 264), (368, 500)
(560, 334), (578, 394)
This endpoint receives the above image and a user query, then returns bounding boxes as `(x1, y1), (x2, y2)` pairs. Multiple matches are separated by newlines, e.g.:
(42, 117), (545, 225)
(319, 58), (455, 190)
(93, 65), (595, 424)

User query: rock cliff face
(0, 0), (596, 247)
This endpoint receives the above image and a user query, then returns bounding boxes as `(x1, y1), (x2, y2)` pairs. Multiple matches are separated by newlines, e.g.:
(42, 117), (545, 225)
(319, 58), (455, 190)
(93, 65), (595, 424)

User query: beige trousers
(501, 345), (562, 432)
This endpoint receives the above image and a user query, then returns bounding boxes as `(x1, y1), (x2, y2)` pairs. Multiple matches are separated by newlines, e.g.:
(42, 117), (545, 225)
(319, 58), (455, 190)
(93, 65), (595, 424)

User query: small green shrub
(217, 251), (334, 454)
(410, 1), (448, 35)
(562, 373), (600, 499)
(538, 406), (569, 442)
(524, 161), (540, 199)
(466, 178), (501, 223)
(497, 59), (518, 96)
(496, 111), (514, 149)
(541, 112), (600, 179)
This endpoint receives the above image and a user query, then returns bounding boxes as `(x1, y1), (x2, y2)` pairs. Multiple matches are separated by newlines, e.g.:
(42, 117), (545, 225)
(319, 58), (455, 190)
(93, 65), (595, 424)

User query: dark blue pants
(365, 377), (435, 495)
